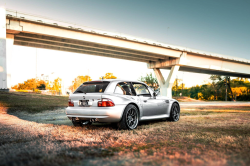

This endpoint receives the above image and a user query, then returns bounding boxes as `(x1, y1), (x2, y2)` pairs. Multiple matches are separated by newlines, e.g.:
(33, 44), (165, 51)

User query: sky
(2, 0), (250, 89)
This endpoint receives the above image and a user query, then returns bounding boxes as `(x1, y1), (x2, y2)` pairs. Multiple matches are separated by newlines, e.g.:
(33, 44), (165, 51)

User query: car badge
(83, 96), (85, 99)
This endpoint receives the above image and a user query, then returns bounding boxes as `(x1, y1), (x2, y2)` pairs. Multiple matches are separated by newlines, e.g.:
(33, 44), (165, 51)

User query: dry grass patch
(1, 92), (250, 165)
(1, 110), (250, 165)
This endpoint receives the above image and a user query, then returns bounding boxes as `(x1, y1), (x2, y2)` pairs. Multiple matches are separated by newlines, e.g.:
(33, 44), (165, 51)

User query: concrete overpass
(1, 8), (250, 97)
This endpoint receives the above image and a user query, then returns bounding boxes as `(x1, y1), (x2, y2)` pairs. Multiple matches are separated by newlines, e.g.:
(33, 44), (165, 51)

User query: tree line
(11, 77), (62, 95)
(11, 72), (250, 100)
(11, 73), (116, 94)
(139, 73), (250, 101)
(187, 76), (250, 101)
(68, 73), (117, 92)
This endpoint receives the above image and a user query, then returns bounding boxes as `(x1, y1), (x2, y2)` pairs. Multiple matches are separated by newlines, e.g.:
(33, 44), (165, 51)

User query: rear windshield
(74, 81), (110, 94)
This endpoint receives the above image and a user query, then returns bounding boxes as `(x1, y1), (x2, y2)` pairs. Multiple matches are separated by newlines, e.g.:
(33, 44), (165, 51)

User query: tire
(168, 102), (180, 122)
(117, 104), (139, 130)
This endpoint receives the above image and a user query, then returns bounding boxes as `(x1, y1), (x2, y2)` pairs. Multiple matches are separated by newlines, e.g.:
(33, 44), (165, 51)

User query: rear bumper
(65, 105), (126, 122)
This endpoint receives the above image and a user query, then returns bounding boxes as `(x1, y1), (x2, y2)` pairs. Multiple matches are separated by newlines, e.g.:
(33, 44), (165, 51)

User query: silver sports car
(66, 79), (180, 130)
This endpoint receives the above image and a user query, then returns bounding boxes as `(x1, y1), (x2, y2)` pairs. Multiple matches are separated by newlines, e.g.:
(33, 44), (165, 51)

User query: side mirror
(153, 92), (157, 97)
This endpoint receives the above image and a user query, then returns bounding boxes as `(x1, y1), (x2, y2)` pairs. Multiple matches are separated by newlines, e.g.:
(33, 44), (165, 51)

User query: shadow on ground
(8, 107), (170, 129)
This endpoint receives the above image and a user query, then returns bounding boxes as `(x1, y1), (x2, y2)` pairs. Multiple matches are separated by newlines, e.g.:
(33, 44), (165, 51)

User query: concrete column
(153, 65), (180, 98)
(6, 34), (14, 89)
(0, 7), (8, 91)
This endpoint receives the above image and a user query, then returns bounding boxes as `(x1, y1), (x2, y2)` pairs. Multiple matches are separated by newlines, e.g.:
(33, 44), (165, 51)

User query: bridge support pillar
(153, 65), (180, 98)
(6, 34), (14, 90)
(0, 7), (8, 91)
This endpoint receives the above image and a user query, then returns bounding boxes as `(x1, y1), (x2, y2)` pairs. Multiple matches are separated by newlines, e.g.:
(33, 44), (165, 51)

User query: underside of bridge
(13, 32), (168, 63)
(1, 8), (250, 98)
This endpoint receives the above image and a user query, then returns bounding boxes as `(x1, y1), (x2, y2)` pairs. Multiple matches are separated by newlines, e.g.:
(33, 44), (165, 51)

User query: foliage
(231, 87), (248, 96)
(11, 78), (46, 90)
(172, 79), (187, 96)
(48, 77), (62, 94)
(69, 75), (92, 92)
(100, 73), (117, 79)
(138, 73), (158, 90)
(186, 76), (250, 101)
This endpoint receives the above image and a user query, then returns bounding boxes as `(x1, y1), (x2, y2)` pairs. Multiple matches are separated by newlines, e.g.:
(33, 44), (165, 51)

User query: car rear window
(74, 81), (110, 94)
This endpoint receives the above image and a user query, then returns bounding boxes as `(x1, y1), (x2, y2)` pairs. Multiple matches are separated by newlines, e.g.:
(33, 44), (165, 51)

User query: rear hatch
(69, 81), (110, 107)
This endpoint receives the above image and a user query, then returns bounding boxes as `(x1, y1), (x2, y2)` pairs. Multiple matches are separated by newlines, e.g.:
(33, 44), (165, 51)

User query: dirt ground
(1, 101), (250, 166)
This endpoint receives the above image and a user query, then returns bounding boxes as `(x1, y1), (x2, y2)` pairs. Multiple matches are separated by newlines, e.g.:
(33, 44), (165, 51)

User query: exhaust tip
(90, 118), (97, 122)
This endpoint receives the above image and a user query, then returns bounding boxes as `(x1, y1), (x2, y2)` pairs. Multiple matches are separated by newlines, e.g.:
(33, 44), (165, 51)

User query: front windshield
(74, 81), (110, 94)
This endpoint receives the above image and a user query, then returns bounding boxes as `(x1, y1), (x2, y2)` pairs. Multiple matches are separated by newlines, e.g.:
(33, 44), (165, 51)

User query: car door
(132, 83), (161, 116)
(148, 87), (169, 115)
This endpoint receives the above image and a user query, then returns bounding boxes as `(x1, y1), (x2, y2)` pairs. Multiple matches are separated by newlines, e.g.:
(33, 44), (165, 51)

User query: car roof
(86, 79), (146, 84)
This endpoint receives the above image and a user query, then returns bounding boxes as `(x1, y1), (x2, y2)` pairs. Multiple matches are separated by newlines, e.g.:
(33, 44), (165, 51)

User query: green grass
(0, 91), (68, 113)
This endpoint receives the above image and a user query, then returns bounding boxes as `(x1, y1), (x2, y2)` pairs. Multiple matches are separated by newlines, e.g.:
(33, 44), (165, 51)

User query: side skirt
(140, 114), (170, 121)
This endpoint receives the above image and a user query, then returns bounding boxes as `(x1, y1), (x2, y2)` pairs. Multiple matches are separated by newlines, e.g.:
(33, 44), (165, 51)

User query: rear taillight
(68, 99), (74, 107)
(98, 98), (115, 107)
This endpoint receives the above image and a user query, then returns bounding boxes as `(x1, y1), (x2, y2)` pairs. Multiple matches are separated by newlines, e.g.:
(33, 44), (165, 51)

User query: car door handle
(143, 100), (147, 102)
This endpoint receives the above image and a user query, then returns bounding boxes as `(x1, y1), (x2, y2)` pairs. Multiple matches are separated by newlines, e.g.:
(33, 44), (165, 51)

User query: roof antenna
(101, 76), (104, 80)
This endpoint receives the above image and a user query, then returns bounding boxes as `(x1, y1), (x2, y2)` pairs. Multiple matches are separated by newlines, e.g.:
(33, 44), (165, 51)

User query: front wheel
(117, 104), (139, 130)
(168, 103), (180, 122)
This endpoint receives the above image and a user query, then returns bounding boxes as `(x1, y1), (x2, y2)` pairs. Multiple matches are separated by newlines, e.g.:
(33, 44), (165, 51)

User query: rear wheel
(117, 104), (139, 130)
(168, 103), (180, 122)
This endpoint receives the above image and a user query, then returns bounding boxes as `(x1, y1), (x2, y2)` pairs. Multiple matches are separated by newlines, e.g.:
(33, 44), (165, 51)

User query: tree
(11, 78), (46, 90)
(138, 73), (158, 90)
(231, 87), (247, 101)
(189, 85), (201, 99)
(229, 78), (250, 101)
(37, 80), (46, 90)
(185, 76), (250, 101)
(209, 75), (233, 101)
(210, 75), (220, 100)
(51, 77), (62, 92)
(70, 75), (92, 92)
(172, 79), (185, 96)
(100, 73), (117, 79)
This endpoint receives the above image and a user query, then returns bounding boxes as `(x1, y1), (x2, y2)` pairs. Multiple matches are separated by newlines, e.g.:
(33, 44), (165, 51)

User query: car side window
(114, 82), (135, 96)
(132, 83), (151, 97)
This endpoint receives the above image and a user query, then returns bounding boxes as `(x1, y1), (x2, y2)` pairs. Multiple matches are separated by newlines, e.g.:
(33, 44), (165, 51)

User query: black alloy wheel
(168, 103), (180, 122)
(126, 107), (138, 129)
(117, 104), (139, 130)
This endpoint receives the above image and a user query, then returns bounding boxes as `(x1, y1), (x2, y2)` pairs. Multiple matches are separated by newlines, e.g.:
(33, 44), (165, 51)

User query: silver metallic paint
(65, 79), (179, 123)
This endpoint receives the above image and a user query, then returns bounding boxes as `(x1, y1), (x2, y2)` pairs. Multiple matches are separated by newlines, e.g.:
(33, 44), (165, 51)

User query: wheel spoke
(125, 107), (138, 129)
(171, 104), (180, 121)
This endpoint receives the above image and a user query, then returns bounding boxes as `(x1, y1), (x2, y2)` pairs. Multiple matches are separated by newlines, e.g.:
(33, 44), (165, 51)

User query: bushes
(237, 94), (250, 101)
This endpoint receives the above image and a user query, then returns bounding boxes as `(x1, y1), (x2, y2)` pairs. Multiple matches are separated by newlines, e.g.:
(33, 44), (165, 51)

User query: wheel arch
(124, 102), (141, 118)
(169, 101), (180, 114)
(174, 101), (180, 110)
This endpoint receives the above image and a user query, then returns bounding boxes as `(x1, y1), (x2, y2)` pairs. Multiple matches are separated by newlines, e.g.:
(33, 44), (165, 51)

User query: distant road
(179, 101), (250, 107)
